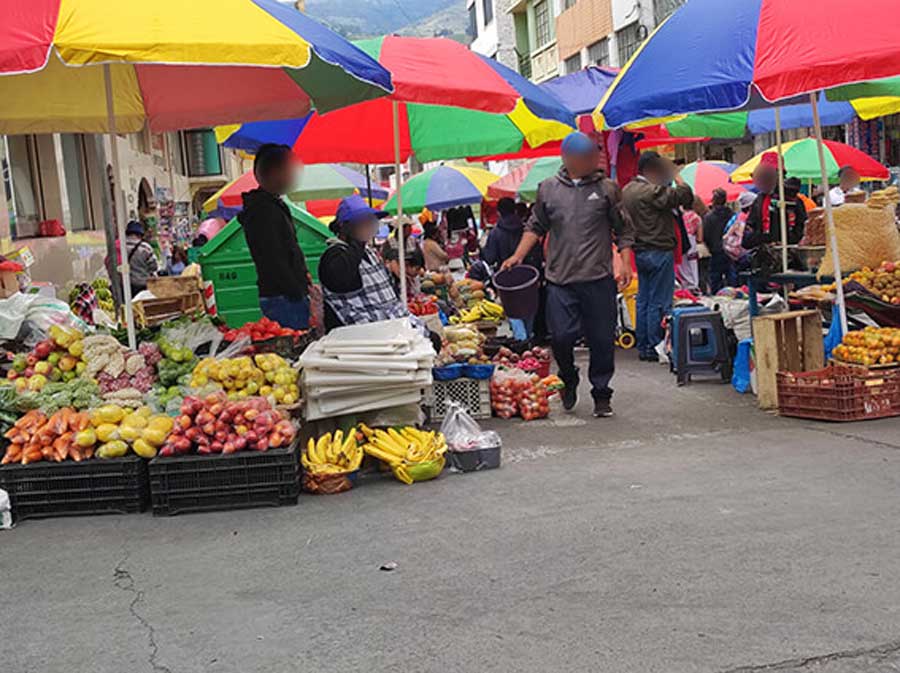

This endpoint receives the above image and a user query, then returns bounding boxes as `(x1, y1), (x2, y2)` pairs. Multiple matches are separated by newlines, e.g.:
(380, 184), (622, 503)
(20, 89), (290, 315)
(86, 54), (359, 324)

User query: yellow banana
(393, 464), (413, 485)
(374, 429), (406, 456)
(314, 433), (330, 464)
(363, 443), (402, 466)
(331, 430), (344, 462)
(357, 423), (375, 440)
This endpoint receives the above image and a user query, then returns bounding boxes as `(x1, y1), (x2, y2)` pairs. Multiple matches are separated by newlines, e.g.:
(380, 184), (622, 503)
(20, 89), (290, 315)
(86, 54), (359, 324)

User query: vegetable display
(408, 294), (439, 316)
(846, 261), (900, 305)
(833, 327), (900, 366)
(161, 393), (295, 456)
(7, 325), (87, 392)
(449, 299), (504, 324)
(81, 335), (158, 405)
(190, 353), (299, 404)
(302, 429), (364, 474)
(437, 325), (490, 366)
(3, 408), (92, 464)
(490, 369), (550, 421)
(81, 405), (174, 459)
(358, 424), (447, 484)
(221, 317), (304, 342)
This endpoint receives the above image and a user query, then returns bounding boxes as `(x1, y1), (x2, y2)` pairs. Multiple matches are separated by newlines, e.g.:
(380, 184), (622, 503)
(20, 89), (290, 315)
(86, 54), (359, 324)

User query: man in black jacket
(238, 144), (310, 329)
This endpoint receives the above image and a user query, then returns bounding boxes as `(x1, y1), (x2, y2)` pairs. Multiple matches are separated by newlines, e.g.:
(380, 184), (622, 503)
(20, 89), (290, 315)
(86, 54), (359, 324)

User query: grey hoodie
(525, 168), (634, 285)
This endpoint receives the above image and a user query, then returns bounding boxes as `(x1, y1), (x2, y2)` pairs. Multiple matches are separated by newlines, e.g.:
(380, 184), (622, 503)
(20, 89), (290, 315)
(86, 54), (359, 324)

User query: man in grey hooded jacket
(502, 132), (634, 418)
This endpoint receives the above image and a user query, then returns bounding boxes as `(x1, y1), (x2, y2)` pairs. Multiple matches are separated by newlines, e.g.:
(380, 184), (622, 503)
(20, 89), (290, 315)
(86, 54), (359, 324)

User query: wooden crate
(133, 292), (204, 327)
(753, 309), (824, 409)
(147, 275), (201, 298)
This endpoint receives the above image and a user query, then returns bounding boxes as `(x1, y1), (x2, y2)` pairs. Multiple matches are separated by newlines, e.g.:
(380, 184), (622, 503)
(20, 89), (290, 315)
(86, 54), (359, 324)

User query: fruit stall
(0, 299), (528, 525)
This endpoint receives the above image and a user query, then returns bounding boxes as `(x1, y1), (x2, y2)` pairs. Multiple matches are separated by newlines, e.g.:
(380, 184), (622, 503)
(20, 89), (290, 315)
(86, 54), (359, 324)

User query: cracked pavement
(3, 350), (900, 673)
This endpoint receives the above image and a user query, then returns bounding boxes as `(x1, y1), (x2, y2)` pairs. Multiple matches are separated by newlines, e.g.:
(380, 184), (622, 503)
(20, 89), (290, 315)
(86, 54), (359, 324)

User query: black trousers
(546, 276), (617, 401)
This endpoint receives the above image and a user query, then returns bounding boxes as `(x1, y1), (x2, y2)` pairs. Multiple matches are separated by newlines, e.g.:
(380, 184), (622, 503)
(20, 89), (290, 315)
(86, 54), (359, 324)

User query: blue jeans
(546, 277), (617, 401)
(508, 317), (534, 341)
(635, 250), (675, 356)
(709, 252), (736, 294)
(259, 295), (310, 330)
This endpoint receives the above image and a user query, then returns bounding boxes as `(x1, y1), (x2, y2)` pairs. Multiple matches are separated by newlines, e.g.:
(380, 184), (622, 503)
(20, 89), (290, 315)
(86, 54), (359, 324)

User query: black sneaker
(593, 399), (613, 418)
(561, 383), (578, 411)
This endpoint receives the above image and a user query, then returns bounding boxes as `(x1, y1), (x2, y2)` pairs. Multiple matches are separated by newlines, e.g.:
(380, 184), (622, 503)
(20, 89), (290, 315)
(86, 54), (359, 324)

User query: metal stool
(673, 310), (732, 386)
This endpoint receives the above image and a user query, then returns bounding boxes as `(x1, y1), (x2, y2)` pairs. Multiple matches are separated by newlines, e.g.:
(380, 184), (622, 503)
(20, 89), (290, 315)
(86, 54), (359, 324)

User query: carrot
(22, 446), (43, 464)
(1, 445), (20, 464)
(73, 412), (91, 432)
(70, 446), (83, 462)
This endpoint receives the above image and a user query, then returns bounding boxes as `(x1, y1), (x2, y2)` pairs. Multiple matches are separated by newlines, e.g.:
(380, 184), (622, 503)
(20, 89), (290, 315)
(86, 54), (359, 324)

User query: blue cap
(335, 194), (388, 224)
(561, 131), (595, 156)
(126, 220), (144, 236)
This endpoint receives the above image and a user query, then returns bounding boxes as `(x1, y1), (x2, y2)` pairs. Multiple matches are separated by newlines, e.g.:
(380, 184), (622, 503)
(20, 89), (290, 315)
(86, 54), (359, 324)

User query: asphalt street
(3, 350), (900, 673)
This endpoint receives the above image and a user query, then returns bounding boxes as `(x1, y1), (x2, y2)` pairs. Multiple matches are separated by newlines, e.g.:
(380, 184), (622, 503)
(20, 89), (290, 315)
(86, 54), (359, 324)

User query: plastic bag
(0, 293), (90, 343)
(439, 401), (501, 452)
(489, 368), (549, 420)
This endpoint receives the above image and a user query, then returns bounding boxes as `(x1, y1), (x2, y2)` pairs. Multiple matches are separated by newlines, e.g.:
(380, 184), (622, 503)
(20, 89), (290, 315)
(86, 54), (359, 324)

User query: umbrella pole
(774, 107), (789, 277)
(104, 64), (137, 350)
(774, 107), (790, 303)
(365, 164), (373, 207)
(810, 92), (848, 336)
(392, 100), (407, 303)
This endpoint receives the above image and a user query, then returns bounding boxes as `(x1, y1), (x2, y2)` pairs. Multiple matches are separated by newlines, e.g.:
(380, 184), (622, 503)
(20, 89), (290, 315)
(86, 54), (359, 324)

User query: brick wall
(556, 0), (613, 60)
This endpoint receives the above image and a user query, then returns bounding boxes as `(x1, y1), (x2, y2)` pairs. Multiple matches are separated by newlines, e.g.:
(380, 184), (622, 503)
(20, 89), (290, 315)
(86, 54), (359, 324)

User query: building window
(181, 130), (223, 178)
(564, 53), (582, 74)
(563, 0), (577, 9)
(59, 134), (95, 232)
(616, 22), (642, 65)
(468, 4), (477, 38)
(482, 0), (493, 25)
(653, 0), (685, 26)
(2, 135), (43, 239)
(534, 0), (551, 48)
(588, 38), (609, 66)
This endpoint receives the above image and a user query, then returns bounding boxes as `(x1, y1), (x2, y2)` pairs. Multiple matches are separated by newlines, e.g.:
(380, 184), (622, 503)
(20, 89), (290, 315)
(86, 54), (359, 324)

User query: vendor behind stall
(318, 194), (410, 331)
(383, 244), (425, 300)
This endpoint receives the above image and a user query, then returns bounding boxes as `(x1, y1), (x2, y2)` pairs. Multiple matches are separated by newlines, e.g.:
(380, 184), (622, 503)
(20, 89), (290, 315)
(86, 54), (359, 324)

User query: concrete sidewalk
(3, 350), (900, 673)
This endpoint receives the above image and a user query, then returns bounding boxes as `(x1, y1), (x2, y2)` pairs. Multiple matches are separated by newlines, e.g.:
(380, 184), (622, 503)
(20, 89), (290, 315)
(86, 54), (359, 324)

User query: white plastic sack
(0, 293), (89, 341)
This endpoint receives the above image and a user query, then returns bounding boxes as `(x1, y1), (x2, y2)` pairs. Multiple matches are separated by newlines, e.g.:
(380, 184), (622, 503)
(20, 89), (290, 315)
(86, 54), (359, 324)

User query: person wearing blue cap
(238, 143), (310, 330)
(318, 193), (409, 332)
(501, 131), (635, 418)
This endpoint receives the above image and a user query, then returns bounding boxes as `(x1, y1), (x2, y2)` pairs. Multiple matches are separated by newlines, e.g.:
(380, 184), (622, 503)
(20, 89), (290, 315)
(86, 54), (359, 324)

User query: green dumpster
(199, 200), (332, 328)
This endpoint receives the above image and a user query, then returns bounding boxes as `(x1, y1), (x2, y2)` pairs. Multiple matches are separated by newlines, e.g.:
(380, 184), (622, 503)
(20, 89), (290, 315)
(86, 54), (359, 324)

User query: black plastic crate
(148, 444), (299, 516)
(0, 456), (149, 522)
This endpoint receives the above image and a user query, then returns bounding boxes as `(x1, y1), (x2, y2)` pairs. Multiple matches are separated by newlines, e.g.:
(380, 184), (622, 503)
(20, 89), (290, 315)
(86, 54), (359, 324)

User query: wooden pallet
(753, 309), (824, 409)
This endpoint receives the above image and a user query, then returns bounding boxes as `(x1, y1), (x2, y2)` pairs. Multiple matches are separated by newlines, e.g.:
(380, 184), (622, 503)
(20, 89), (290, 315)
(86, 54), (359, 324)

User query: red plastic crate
(776, 365), (900, 422)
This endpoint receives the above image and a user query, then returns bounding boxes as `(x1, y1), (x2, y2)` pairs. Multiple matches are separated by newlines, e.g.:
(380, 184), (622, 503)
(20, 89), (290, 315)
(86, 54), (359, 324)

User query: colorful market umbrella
(594, 0), (900, 130)
(215, 36), (574, 164)
(202, 165), (388, 219)
(659, 93), (900, 139)
(215, 35), (574, 300)
(541, 66), (619, 116)
(0, 0), (393, 349)
(730, 139), (889, 184)
(593, 0), (900, 337)
(487, 157), (562, 201)
(0, 0), (392, 134)
(677, 162), (746, 205)
(383, 166), (500, 214)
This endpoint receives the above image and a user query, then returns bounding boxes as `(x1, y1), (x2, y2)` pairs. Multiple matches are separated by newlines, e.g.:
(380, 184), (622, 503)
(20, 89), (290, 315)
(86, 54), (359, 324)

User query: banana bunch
(303, 429), (364, 474)
(450, 300), (505, 324)
(358, 424), (447, 484)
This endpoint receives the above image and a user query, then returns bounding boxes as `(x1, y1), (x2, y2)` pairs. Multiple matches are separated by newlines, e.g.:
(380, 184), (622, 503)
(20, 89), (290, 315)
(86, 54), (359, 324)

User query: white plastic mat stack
(300, 319), (434, 420)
